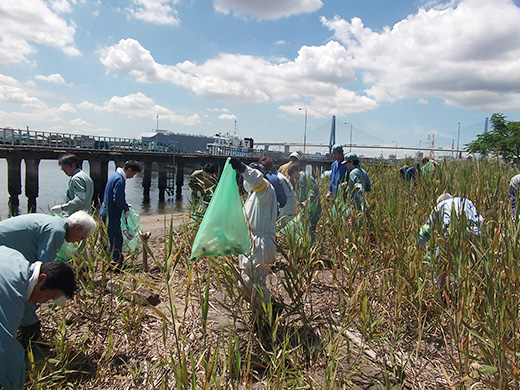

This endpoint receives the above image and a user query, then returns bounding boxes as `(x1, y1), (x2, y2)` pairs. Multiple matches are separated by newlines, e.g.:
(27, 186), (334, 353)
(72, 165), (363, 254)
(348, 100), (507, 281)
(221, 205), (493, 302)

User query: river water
(0, 159), (191, 220)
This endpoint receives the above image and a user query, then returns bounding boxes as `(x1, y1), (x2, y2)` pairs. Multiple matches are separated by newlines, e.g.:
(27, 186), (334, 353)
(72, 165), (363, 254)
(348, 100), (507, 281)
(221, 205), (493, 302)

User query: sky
(1, 0), (520, 158)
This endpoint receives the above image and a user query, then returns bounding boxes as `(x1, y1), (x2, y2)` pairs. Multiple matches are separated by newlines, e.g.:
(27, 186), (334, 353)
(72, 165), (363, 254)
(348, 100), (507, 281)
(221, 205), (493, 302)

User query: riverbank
(139, 212), (188, 236)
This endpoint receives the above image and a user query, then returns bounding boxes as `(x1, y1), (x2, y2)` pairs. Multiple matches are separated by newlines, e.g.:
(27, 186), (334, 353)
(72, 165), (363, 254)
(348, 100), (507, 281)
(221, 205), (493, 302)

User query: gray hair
(436, 193), (453, 204)
(67, 211), (97, 235)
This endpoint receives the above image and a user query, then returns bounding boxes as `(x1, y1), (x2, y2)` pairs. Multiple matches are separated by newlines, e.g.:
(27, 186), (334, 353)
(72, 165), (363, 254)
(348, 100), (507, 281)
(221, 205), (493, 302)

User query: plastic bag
(55, 241), (79, 261)
(121, 205), (141, 253)
(190, 158), (251, 260)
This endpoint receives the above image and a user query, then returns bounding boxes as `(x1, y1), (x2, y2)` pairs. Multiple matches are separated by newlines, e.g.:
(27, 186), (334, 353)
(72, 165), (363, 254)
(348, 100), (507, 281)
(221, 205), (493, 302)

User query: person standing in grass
(326, 144), (348, 199)
(0, 248), (77, 390)
(343, 152), (372, 212)
(100, 160), (141, 267)
(51, 154), (94, 216)
(509, 173), (520, 220)
(287, 164), (322, 243)
(0, 211), (95, 344)
(277, 166), (297, 229)
(278, 151), (300, 187)
(188, 163), (218, 207)
(404, 161), (421, 183)
(230, 158), (277, 313)
(258, 156), (287, 211)
(419, 193), (483, 297)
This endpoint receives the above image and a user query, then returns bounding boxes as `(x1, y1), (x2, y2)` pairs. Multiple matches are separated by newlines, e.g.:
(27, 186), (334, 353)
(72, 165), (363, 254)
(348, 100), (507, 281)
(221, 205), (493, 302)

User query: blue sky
(1, 0), (520, 158)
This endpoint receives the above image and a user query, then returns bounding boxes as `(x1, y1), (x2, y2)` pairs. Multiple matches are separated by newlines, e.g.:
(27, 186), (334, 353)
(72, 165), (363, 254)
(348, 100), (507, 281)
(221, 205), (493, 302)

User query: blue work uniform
(266, 172), (287, 209)
(0, 214), (68, 326)
(328, 159), (348, 197)
(0, 246), (38, 390)
(100, 168), (129, 264)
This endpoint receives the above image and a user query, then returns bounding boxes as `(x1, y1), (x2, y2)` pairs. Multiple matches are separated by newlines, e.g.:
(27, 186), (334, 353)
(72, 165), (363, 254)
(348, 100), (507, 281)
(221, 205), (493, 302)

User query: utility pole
(299, 108), (307, 159)
(457, 122), (461, 159)
(345, 122), (353, 152)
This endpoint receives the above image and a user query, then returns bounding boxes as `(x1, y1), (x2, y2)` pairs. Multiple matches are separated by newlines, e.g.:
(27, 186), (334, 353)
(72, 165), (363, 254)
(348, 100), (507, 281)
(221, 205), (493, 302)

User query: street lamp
(299, 107), (307, 159)
(345, 122), (353, 152)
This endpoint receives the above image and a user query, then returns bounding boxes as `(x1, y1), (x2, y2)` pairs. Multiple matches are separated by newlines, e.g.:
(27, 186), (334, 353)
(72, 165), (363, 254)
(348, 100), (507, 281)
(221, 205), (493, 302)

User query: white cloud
(99, 38), (373, 117)
(82, 92), (202, 126)
(126, 0), (181, 26)
(35, 73), (68, 85)
(0, 74), (46, 109)
(213, 0), (322, 20)
(322, 0), (520, 110)
(207, 107), (230, 112)
(49, 0), (72, 13)
(58, 103), (76, 113)
(0, 0), (79, 64)
(218, 113), (238, 121)
(70, 117), (91, 127)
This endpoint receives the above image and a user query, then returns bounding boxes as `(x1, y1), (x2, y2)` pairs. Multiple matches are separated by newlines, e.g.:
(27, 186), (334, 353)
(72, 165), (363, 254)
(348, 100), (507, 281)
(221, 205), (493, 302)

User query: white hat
(289, 152), (300, 159)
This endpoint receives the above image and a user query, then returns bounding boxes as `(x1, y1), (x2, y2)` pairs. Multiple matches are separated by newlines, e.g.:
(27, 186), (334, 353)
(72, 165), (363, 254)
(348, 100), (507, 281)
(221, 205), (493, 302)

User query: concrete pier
(24, 158), (40, 213)
(7, 157), (22, 216)
(142, 161), (153, 203)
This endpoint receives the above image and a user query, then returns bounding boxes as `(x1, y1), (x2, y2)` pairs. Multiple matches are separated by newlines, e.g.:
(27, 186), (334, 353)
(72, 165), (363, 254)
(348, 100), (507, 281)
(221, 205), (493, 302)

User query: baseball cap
(344, 152), (358, 161)
(332, 144), (344, 152)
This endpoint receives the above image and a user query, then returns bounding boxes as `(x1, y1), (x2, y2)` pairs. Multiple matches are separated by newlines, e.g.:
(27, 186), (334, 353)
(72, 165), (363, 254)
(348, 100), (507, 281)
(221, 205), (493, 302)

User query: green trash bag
(121, 205), (141, 253)
(55, 241), (79, 261)
(190, 158), (251, 260)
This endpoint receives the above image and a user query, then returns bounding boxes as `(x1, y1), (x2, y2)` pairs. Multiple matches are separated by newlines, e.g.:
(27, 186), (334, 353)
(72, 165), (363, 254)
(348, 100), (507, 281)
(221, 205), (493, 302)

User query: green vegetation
(466, 113), (520, 163)
(28, 158), (520, 389)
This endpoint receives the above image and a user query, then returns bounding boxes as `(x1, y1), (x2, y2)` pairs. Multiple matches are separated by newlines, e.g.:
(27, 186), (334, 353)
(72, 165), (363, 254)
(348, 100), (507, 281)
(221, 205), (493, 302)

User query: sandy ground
(138, 212), (188, 236)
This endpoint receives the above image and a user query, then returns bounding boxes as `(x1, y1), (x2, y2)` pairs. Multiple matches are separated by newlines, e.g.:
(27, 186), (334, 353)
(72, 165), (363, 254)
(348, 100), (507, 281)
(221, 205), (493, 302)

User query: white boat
(207, 132), (248, 156)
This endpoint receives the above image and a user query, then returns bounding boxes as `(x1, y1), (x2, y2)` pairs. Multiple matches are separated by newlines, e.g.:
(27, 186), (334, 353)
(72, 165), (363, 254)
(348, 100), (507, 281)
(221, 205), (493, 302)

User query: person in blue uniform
(99, 160), (141, 266)
(326, 144), (348, 199)
(258, 156), (287, 210)
(0, 247), (77, 390)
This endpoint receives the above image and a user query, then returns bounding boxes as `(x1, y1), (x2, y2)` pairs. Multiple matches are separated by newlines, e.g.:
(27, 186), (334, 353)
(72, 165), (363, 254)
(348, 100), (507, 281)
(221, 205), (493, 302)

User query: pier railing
(0, 128), (169, 153)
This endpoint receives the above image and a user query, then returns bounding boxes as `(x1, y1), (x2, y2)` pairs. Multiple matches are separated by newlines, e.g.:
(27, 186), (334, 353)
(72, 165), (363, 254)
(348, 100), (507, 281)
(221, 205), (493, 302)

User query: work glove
(229, 158), (246, 173)
(51, 205), (63, 214)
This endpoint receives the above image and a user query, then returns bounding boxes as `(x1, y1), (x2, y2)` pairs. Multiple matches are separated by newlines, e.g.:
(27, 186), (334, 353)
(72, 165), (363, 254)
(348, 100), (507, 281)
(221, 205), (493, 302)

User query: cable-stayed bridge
(256, 116), (488, 157)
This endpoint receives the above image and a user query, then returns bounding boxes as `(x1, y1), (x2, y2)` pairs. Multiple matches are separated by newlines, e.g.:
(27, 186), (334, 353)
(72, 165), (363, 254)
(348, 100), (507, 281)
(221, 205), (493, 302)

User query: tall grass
(26, 158), (520, 389)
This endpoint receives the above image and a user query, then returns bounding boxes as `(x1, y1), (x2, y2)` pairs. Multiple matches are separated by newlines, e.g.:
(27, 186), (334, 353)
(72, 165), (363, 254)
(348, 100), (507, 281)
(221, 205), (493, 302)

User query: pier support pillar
(24, 158), (40, 213)
(7, 157), (22, 216)
(175, 161), (184, 201)
(90, 160), (109, 205)
(142, 161), (152, 204)
(158, 163), (168, 202)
